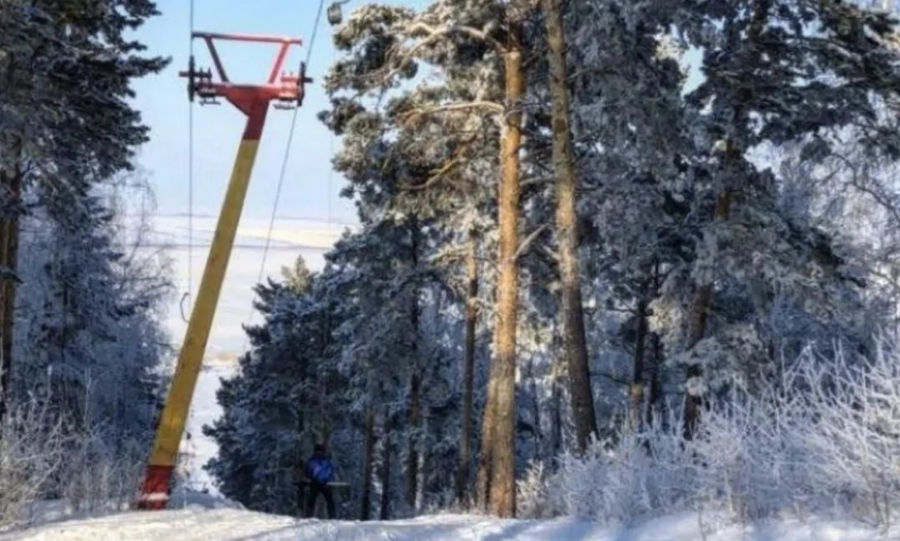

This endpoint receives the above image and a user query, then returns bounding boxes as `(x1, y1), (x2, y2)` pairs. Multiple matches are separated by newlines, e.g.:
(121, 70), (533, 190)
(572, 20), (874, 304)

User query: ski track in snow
(1, 509), (894, 541)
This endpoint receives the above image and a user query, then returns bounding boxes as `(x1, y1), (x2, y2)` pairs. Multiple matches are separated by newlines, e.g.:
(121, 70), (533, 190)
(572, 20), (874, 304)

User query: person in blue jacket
(303, 443), (336, 518)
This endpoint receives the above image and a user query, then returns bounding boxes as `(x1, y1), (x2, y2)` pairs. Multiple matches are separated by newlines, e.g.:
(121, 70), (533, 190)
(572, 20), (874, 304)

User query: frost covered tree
(206, 258), (335, 514)
(14, 187), (171, 444)
(322, 0), (508, 512)
(0, 0), (171, 510)
(323, 92), (471, 516)
(540, 0), (598, 455)
(210, 0), (900, 523)
(0, 0), (167, 424)
(664, 0), (900, 435)
(324, 0), (537, 516)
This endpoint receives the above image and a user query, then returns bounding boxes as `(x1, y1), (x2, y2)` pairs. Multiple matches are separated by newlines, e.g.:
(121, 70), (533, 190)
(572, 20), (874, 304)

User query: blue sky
(132, 0), (426, 224)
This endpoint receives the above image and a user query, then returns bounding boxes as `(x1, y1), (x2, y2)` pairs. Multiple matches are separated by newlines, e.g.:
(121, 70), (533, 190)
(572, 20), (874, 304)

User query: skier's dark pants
(305, 481), (335, 518)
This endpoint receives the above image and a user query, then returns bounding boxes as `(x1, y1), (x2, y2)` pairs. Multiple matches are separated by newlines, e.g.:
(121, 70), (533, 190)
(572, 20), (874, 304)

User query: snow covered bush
(527, 339), (900, 528)
(59, 433), (147, 514)
(0, 402), (151, 527)
(792, 342), (900, 525)
(0, 402), (67, 528)
(517, 461), (554, 519)
(540, 413), (696, 523)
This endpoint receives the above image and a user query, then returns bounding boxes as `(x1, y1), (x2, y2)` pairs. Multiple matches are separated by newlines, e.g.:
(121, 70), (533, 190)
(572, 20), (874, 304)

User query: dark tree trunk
(543, 0), (597, 455)
(361, 405), (376, 521)
(405, 369), (421, 511)
(629, 278), (650, 429)
(527, 357), (541, 458)
(405, 226), (421, 512)
(646, 263), (665, 426)
(646, 331), (664, 426)
(456, 230), (479, 506)
(0, 141), (22, 426)
(683, 194), (729, 438)
(551, 357), (563, 457)
(380, 410), (393, 520)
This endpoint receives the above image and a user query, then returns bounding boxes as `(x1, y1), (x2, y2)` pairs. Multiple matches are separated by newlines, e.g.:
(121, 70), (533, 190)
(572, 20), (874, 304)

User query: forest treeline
(0, 0), (171, 521)
(208, 0), (900, 523)
(4, 0), (900, 528)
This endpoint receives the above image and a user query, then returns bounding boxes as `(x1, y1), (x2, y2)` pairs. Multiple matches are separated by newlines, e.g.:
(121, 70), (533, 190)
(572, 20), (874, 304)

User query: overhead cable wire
(240, 0), (330, 353)
(181, 0), (196, 324)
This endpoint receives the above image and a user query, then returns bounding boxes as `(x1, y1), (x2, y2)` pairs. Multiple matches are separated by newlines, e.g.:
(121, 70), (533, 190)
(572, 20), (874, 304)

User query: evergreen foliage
(208, 0), (900, 522)
(0, 0), (171, 509)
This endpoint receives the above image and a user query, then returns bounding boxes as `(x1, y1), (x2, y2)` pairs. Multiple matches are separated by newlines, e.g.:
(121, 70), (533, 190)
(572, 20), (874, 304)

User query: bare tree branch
(516, 223), (550, 260)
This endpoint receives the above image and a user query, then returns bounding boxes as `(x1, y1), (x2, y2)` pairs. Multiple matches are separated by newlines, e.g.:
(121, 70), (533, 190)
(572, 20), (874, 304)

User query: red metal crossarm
(180, 31), (309, 115)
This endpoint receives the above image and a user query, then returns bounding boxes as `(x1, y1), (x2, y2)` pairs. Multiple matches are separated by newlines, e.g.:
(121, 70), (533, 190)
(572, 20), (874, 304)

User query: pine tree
(324, 1), (506, 512)
(206, 259), (333, 514)
(0, 0), (167, 423)
(670, 0), (900, 435)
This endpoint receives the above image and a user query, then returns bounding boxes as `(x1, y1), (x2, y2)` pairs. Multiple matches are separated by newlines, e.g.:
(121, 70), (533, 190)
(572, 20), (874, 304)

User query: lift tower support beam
(139, 32), (310, 510)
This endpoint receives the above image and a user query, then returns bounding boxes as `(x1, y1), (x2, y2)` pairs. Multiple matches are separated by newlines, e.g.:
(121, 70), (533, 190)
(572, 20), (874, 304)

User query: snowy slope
(1, 509), (894, 541)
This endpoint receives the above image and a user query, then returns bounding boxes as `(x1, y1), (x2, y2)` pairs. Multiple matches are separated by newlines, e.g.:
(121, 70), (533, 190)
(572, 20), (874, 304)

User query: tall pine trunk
(361, 405), (376, 521)
(475, 374), (496, 510)
(405, 226), (421, 512)
(456, 230), (479, 506)
(0, 140), (22, 425)
(543, 0), (597, 456)
(683, 186), (731, 438)
(484, 14), (526, 519)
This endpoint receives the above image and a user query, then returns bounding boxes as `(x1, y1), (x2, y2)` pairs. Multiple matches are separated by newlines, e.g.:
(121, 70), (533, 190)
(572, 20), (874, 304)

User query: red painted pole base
(136, 464), (175, 510)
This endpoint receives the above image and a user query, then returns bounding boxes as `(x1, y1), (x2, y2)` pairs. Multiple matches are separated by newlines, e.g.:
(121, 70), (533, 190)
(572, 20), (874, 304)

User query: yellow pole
(139, 101), (269, 509)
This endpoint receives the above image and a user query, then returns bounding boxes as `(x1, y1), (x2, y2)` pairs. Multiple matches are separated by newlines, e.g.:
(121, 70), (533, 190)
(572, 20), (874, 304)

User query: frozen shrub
(60, 433), (146, 514)
(0, 402), (150, 528)
(531, 338), (900, 528)
(518, 461), (555, 519)
(0, 402), (67, 528)
(792, 342), (900, 524)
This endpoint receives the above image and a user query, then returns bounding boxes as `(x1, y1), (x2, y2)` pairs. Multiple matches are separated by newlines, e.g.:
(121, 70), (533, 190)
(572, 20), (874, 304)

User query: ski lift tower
(138, 31), (311, 510)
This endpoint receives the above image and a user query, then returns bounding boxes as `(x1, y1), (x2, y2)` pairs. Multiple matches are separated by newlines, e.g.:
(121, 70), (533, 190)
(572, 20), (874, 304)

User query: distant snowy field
(144, 214), (349, 491)
(3, 505), (895, 541)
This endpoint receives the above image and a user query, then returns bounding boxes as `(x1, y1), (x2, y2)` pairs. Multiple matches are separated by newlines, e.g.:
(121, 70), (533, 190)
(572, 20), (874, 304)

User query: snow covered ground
(144, 214), (350, 492)
(2, 506), (895, 541)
